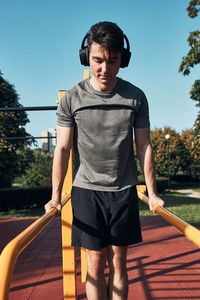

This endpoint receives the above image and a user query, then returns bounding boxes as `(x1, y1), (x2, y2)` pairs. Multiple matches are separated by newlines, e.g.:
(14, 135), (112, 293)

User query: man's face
(89, 42), (121, 91)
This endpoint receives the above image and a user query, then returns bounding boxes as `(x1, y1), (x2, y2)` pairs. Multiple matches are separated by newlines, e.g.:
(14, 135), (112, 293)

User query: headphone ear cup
(79, 47), (90, 66)
(120, 48), (131, 68)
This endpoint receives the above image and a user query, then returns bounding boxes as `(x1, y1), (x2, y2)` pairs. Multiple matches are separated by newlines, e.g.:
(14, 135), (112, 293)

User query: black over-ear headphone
(79, 34), (131, 68)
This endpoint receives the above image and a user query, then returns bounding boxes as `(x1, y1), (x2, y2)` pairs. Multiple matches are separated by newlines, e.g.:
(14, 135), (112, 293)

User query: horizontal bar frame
(0, 106), (57, 112)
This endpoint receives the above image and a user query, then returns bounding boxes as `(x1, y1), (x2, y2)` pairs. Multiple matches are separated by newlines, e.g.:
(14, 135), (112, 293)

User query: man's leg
(107, 245), (128, 300)
(86, 247), (108, 300)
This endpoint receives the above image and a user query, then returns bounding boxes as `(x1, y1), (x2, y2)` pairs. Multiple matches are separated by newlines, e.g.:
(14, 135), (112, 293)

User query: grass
(139, 192), (200, 229)
(0, 207), (45, 218)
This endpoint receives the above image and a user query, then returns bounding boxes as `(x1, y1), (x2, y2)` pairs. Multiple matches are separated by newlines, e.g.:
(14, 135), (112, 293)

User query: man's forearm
(51, 146), (70, 202)
(137, 143), (157, 197)
(135, 128), (164, 211)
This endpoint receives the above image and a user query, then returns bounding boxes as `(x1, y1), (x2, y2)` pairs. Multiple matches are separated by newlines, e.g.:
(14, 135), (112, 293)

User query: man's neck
(90, 77), (117, 92)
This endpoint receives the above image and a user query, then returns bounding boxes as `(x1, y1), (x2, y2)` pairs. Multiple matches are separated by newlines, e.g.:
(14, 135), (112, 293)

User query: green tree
(0, 71), (34, 187)
(19, 149), (53, 187)
(182, 114), (200, 179)
(150, 127), (191, 177)
(179, 0), (200, 107)
(192, 113), (200, 178)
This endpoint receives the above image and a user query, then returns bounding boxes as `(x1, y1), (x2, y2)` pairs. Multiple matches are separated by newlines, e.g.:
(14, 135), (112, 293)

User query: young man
(45, 21), (164, 300)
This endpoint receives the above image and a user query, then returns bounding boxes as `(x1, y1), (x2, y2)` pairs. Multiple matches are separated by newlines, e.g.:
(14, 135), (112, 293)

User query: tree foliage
(151, 126), (200, 180)
(18, 149), (53, 187)
(150, 127), (191, 177)
(0, 71), (34, 187)
(179, 0), (200, 107)
(186, 113), (200, 178)
(187, 0), (200, 18)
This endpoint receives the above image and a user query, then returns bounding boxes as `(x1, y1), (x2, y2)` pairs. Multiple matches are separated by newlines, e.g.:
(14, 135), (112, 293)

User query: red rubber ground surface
(1, 216), (200, 300)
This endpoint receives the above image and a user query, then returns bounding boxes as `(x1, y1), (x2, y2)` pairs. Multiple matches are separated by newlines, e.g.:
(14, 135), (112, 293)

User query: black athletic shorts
(71, 185), (142, 250)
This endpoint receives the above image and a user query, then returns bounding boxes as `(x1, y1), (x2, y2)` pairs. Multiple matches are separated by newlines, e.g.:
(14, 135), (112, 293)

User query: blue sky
(0, 0), (199, 146)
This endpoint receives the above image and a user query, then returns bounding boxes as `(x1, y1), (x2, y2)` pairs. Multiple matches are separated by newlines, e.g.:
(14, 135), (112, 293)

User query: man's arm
(44, 125), (74, 213)
(134, 127), (164, 212)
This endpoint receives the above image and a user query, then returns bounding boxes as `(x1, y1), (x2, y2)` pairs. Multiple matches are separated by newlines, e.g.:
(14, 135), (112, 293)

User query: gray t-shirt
(57, 77), (150, 191)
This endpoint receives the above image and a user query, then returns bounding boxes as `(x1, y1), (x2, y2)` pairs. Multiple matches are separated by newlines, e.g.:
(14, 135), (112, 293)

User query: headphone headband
(123, 34), (130, 52)
(79, 33), (131, 68)
(81, 34), (88, 50)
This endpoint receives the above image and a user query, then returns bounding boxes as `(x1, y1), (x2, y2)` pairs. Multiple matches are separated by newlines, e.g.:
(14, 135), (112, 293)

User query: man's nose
(101, 62), (109, 73)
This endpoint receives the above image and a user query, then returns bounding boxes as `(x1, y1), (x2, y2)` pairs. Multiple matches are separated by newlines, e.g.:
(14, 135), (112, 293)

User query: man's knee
(108, 246), (128, 275)
(86, 248), (107, 278)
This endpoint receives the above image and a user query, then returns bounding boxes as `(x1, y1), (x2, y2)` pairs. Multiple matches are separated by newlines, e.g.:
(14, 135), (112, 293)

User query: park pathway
(172, 188), (200, 199)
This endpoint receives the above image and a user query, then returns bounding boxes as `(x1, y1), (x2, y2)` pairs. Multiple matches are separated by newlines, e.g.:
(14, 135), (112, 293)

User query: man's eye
(110, 60), (117, 64)
(94, 58), (103, 63)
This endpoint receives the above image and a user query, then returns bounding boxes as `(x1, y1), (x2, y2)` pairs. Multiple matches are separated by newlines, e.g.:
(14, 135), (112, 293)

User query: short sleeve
(134, 91), (150, 128)
(56, 92), (75, 127)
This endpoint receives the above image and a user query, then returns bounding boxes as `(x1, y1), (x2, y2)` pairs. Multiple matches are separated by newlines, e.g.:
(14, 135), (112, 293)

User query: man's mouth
(99, 75), (109, 79)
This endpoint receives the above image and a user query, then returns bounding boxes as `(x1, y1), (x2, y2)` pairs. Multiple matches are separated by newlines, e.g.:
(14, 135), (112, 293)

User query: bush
(0, 187), (52, 211)
(156, 179), (168, 192)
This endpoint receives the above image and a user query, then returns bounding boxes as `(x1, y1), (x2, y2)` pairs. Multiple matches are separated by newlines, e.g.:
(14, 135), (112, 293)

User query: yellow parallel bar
(80, 69), (90, 283)
(59, 88), (76, 299)
(0, 195), (70, 300)
(138, 191), (200, 248)
(83, 69), (90, 80)
(57, 90), (65, 104)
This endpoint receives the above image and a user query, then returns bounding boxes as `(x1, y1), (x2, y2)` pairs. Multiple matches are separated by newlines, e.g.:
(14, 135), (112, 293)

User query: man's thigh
(109, 186), (142, 246)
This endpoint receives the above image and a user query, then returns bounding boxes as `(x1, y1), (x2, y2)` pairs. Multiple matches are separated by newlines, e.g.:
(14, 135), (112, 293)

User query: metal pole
(165, 134), (171, 193)
(0, 106), (57, 112)
(168, 141), (171, 192)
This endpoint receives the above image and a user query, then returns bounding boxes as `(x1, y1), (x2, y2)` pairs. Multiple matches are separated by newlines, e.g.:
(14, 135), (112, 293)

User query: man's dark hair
(87, 21), (124, 52)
